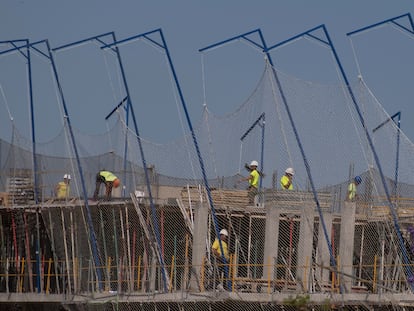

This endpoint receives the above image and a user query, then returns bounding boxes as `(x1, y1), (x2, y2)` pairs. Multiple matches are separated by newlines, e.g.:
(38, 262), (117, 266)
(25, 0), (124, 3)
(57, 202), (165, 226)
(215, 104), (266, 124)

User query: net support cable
(102, 28), (212, 292)
(30, 38), (104, 290)
(199, 29), (269, 289)
(347, 14), (414, 288)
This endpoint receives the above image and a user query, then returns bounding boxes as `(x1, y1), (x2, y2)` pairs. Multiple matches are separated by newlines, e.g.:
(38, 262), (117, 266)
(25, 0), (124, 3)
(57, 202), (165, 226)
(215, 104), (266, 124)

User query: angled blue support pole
(240, 112), (265, 190)
(346, 13), (414, 37)
(267, 24), (413, 289)
(347, 13), (413, 200)
(105, 95), (130, 196)
(0, 39), (41, 292)
(347, 14), (414, 286)
(105, 96), (128, 121)
(102, 30), (170, 292)
(103, 28), (209, 292)
(30, 39), (104, 290)
(199, 28), (267, 53)
(199, 29), (268, 289)
(0, 40), (39, 202)
(264, 26), (341, 287)
(373, 111), (401, 199)
(53, 33), (132, 195)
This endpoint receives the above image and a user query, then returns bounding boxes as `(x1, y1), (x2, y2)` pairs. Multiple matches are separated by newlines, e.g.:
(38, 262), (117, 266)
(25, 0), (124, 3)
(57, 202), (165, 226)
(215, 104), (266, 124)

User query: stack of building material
(6, 169), (34, 205)
(180, 186), (249, 209)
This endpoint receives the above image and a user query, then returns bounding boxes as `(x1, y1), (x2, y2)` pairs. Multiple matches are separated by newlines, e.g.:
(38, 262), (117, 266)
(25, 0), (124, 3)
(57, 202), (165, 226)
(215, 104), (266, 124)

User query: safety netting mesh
(1, 46), (414, 310)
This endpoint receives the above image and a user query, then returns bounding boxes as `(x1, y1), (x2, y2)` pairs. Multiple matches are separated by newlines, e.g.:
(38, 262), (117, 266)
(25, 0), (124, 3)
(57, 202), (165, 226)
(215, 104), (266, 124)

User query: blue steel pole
(264, 32), (341, 289)
(239, 113), (265, 190)
(25, 41), (40, 204)
(200, 30), (267, 288)
(108, 31), (170, 292)
(23, 40), (41, 293)
(59, 32), (130, 198)
(33, 39), (104, 290)
(0, 40), (42, 293)
(320, 26), (413, 286)
(347, 16), (414, 285)
(26, 40), (42, 293)
(346, 13), (414, 37)
(372, 111), (401, 198)
(279, 24), (414, 288)
(159, 28), (221, 289)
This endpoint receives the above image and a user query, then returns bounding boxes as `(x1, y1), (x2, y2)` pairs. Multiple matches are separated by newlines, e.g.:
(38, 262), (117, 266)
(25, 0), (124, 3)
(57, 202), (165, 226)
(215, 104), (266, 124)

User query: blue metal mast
(373, 111), (401, 198)
(53, 32), (132, 199)
(0, 40), (40, 202)
(347, 13), (414, 38)
(201, 27), (339, 289)
(200, 29), (281, 290)
(347, 12), (414, 198)
(347, 13), (414, 287)
(265, 27), (342, 284)
(266, 24), (413, 289)
(31, 39), (104, 290)
(0, 39), (41, 292)
(102, 28), (209, 292)
(240, 112), (265, 190)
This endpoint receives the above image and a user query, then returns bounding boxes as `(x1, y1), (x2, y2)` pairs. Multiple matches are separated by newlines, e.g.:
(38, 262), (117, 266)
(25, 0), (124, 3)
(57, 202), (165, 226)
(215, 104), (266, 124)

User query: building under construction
(2, 19), (414, 310)
(1, 173), (414, 310)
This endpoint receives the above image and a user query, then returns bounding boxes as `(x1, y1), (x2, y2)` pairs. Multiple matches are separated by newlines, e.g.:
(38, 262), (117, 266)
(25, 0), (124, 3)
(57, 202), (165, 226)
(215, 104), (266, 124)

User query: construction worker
(280, 167), (294, 190)
(56, 174), (71, 199)
(240, 160), (260, 204)
(211, 228), (230, 291)
(347, 175), (362, 201)
(93, 170), (120, 201)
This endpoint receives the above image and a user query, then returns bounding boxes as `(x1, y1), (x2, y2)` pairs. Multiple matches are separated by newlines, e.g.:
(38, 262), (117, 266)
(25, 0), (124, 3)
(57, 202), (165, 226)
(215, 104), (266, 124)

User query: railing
(0, 255), (410, 295)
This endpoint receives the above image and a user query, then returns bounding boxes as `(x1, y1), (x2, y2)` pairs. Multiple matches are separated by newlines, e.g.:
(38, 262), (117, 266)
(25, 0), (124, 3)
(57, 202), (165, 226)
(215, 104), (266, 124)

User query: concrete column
(262, 204), (280, 280)
(339, 201), (356, 292)
(316, 212), (333, 286)
(189, 202), (209, 291)
(296, 206), (314, 292)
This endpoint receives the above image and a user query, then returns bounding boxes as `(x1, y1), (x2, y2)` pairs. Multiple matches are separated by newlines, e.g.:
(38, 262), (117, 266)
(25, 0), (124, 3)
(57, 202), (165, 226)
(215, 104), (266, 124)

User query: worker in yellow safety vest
(240, 160), (260, 204)
(280, 167), (294, 190)
(93, 170), (120, 201)
(56, 174), (71, 199)
(347, 175), (362, 201)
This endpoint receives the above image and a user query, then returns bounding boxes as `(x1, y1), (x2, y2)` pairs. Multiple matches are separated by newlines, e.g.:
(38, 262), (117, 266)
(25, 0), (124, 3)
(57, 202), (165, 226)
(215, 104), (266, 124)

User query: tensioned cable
(349, 37), (363, 78)
(267, 61), (294, 183)
(48, 56), (94, 261)
(201, 53), (220, 183)
(102, 51), (118, 152)
(347, 35), (409, 288)
(165, 52), (199, 183)
(0, 83), (13, 122)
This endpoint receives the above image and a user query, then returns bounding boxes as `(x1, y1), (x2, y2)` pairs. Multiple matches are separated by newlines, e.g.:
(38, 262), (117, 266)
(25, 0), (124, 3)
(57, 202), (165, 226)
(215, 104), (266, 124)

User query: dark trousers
(93, 174), (113, 200)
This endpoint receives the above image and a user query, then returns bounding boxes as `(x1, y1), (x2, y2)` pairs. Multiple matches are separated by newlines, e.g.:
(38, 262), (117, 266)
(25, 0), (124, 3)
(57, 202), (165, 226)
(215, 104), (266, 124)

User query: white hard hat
(250, 160), (259, 167)
(63, 174), (71, 180)
(219, 229), (228, 237)
(285, 168), (294, 176)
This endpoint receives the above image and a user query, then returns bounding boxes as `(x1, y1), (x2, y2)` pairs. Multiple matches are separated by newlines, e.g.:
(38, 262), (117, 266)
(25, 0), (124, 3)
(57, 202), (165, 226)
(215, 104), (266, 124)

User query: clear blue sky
(1, 1), (414, 144)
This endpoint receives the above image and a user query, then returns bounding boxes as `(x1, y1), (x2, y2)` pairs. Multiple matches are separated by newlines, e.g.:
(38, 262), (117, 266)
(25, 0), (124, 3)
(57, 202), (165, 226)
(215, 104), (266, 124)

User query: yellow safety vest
(57, 181), (70, 198)
(100, 171), (117, 182)
(280, 175), (293, 190)
(249, 170), (259, 188)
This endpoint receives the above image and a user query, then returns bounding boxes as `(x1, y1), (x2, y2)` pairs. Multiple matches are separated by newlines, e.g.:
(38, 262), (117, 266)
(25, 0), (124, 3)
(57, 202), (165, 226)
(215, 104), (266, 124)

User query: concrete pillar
(262, 204), (280, 280)
(189, 202), (209, 291)
(296, 206), (314, 292)
(339, 201), (356, 292)
(316, 212), (333, 287)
